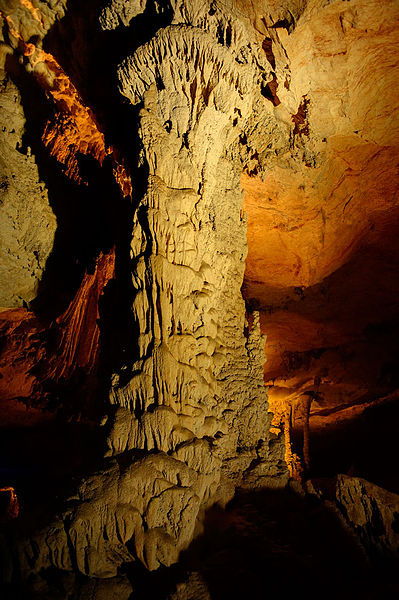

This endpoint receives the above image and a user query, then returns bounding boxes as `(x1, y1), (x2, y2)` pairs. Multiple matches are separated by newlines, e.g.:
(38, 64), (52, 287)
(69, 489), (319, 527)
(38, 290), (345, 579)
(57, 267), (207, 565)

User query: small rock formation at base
(308, 475), (399, 562)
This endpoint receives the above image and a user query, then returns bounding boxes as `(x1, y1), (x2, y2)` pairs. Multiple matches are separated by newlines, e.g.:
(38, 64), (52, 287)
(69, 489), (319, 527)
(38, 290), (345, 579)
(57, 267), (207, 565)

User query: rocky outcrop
(308, 475), (399, 561)
(1, 0), (288, 583)
(0, 75), (56, 308)
(335, 475), (399, 560)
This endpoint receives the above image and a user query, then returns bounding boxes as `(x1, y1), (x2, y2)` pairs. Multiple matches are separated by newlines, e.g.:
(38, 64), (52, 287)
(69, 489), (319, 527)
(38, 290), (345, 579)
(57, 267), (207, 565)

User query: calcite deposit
(0, 75), (56, 308)
(0, 0), (398, 595)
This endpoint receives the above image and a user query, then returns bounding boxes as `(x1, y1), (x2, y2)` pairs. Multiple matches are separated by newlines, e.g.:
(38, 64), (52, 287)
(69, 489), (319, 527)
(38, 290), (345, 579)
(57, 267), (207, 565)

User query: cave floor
(2, 417), (399, 599)
(2, 485), (399, 599)
(127, 487), (398, 600)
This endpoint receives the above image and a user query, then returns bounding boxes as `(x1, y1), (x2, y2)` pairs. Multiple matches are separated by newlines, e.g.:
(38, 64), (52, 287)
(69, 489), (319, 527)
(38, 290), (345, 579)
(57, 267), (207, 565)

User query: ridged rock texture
(308, 475), (399, 561)
(0, 0), (399, 593)
(1, 0), (289, 582)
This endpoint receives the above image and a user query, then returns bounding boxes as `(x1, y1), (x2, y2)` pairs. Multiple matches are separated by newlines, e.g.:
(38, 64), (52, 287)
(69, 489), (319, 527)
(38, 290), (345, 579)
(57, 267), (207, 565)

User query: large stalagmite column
(15, 7), (287, 580)
(110, 25), (280, 466)
(106, 21), (288, 562)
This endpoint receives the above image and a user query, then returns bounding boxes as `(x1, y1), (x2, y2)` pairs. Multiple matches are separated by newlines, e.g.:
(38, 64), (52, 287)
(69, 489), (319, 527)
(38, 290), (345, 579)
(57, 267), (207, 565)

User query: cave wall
(240, 0), (399, 477)
(0, 0), (398, 586)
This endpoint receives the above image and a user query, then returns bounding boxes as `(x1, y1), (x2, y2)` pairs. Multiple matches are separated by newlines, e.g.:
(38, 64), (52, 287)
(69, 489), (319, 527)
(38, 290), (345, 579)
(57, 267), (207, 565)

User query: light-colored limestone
(0, 75), (56, 307)
(11, 0), (288, 581)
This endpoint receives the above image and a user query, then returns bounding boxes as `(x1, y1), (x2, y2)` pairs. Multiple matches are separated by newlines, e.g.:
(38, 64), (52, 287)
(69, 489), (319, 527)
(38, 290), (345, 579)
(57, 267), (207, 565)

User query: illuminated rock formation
(13, 3), (288, 578)
(0, 0), (128, 421)
(0, 75), (56, 308)
(0, 250), (115, 423)
(0, 0), (398, 594)
(241, 0), (399, 474)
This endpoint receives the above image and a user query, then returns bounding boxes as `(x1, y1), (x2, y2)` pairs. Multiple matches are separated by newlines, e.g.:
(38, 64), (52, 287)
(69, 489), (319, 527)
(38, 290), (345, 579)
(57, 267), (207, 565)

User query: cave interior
(0, 0), (399, 598)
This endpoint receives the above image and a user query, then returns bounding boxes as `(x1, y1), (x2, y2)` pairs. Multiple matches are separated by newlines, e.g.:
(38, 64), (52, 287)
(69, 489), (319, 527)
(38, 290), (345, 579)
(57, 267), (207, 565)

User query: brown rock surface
(0, 250), (115, 424)
(241, 0), (399, 472)
(309, 474), (399, 560)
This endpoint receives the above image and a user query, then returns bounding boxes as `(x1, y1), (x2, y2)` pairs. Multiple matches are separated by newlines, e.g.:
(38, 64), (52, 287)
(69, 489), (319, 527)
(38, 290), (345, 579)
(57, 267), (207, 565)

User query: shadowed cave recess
(0, 0), (399, 598)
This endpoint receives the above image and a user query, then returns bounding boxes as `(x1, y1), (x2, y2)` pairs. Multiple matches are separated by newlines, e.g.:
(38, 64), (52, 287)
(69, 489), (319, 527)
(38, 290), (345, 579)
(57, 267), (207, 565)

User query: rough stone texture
(17, 452), (230, 577)
(308, 475), (399, 561)
(0, 250), (115, 423)
(1, 0), (398, 589)
(0, 75), (56, 307)
(99, 0), (147, 30)
(1, 0), (288, 583)
(0, 0), (76, 309)
(167, 572), (211, 600)
(239, 0), (399, 468)
(0, 0), (67, 45)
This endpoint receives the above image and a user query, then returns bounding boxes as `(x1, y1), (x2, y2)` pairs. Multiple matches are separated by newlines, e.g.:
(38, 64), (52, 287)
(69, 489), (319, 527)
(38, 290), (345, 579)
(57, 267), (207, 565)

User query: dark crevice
(44, 0), (173, 154)
(271, 18), (294, 34)
(122, 488), (388, 600)
(292, 96), (310, 136)
(261, 74), (281, 106)
(262, 37), (276, 70)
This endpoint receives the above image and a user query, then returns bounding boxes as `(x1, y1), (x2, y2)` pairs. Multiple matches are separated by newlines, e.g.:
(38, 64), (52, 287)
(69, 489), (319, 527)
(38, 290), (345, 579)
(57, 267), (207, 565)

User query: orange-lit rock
(0, 250), (115, 424)
(1, 2), (132, 196)
(0, 308), (47, 426)
(47, 249), (115, 382)
(0, 2), (125, 423)
(242, 0), (399, 472)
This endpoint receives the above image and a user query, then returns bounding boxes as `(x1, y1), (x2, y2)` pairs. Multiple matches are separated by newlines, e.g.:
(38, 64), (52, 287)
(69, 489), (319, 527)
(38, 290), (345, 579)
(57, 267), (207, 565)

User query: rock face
(335, 475), (399, 560)
(240, 0), (399, 475)
(0, 0), (71, 308)
(0, 250), (115, 424)
(309, 475), (399, 562)
(0, 75), (56, 308)
(1, 0), (288, 583)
